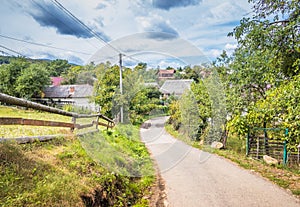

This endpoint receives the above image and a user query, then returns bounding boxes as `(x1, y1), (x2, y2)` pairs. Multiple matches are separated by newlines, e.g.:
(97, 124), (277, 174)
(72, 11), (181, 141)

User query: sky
(0, 0), (252, 68)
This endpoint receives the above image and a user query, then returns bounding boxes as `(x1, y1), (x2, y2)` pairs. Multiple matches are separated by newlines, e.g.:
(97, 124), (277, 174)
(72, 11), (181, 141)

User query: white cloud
(0, 0), (252, 65)
(209, 49), (223, 58)
(225, 43), (237, 50)
(136, 14), (179, 38)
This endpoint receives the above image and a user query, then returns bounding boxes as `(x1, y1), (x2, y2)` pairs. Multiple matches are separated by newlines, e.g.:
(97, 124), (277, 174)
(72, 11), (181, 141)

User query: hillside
(0, 106), (155, 206)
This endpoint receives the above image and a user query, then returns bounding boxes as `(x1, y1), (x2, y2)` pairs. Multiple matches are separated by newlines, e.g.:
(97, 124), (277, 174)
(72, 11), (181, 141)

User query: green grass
(79, 124), (155, 189)
(0, 106), (155, 206)
(0, 105), (101, 138)
(0, 131), (155, 206)
(0, 106), (71, 138)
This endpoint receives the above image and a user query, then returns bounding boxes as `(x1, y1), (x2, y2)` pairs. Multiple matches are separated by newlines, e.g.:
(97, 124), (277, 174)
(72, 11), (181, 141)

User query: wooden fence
(0, 93), (115, 143)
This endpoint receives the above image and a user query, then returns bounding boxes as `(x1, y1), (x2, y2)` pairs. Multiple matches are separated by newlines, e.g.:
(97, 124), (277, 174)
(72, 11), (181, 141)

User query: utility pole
(119, 53), (124, 123)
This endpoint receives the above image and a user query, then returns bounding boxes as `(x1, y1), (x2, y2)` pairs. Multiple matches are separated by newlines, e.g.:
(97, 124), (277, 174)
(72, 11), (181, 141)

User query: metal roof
(43, 84), (93, 98)
(159, 79), (193, 96)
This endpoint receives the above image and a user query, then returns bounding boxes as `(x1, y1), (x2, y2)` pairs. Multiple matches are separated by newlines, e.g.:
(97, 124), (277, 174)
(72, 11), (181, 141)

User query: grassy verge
(0, 128), (155, 206)
(165, 123), (300, 197)
(0, 105), (102, 138)
(0, 106), (155, 206)
(0, 105), (73, 138)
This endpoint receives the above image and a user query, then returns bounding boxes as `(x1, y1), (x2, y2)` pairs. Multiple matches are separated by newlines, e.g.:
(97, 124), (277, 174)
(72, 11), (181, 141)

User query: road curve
(140, 117), (299, 207)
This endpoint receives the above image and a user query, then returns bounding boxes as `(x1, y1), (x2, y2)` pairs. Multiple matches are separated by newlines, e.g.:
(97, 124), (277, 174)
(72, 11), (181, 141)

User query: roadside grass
(0, 106), (155, 206)
(0, 136), (93, 206)
(165, 123), (300, 198)
(0, 105), (99, 138)
(79, 124), (155, 205)
(0, 129), (155, 206)
(0, 105), (71, 138)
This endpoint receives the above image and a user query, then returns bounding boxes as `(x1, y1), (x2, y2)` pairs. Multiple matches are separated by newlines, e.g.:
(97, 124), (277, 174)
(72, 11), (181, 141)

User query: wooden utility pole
(119, 53), (123, 123)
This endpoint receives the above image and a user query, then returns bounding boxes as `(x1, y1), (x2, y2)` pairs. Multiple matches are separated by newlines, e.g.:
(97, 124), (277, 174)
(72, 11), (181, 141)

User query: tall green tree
(0, 58), (29, 96)
(179, 90), (200, 140)
(229, 0), (299, 77)
(15, 64), (50, 99)
(93, 62), (120, 117)
(223, 0), (300, 143)
(47, 59), (71, 76)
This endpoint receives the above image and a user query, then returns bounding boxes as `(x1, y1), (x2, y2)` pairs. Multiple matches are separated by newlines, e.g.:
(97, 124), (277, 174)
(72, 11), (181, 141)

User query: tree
(93, 62), (120, 117)
(222, 0), (300, 146)
(134, 62), (147, 71)
(15, 64), (50, 99)
(0, 58), (29, 96)
(190, 81), (211, 135)
(61, 65), (83, 84)
(229, 0), (300, 77)
(179, 90), (201, 141)
(47, 59), (72, 76)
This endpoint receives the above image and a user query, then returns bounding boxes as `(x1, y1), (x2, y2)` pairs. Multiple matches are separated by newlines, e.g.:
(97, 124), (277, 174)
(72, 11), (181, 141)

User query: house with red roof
(158, 69), (175, 80)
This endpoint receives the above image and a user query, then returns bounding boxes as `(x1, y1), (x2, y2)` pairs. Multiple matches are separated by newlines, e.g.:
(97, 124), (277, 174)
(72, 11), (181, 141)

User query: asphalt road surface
(140, 117), (299, 207)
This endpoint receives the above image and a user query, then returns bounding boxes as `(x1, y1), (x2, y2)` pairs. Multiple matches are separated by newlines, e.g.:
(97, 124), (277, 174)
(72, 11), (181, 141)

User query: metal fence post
(283, 140), (288, 165)
(246, 132), (250, 156)
(283, 128), (288, 165)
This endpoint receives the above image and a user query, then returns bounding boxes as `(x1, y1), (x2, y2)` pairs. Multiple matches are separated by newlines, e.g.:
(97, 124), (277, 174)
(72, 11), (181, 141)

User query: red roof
(158, 69), (175, 75)
(51, 77), (64, 86)
(158, 69), (175, 79)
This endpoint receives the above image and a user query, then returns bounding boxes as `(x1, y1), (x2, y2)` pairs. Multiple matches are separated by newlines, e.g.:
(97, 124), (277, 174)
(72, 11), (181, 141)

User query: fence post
(283, 128), (288, 165)
(95, 115), (100, 130)
(246, 132), (250, 156)
(283, 140), (288, 165)
(256, 139), (259, 159)
(71, 117), (76, 131)
(297, 144), (300, 164)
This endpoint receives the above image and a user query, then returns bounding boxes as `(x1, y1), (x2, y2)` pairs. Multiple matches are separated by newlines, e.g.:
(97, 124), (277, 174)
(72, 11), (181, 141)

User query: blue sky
(0, 0), (252, 67)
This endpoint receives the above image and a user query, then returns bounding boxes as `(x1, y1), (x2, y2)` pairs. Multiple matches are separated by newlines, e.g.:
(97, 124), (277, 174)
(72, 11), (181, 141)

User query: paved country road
(140, 117), (300, 207)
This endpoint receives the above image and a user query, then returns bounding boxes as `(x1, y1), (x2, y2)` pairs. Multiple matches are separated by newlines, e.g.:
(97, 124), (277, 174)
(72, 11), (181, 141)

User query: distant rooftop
(160, 79), (193, 96)
(51, 77), (64, 86)
(158, 69), (175, 79)
(43, 84), (93, 98)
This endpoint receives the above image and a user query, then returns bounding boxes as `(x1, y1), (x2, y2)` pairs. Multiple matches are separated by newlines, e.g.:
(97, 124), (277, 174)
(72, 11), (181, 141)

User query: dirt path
(140, 117), (299, 207)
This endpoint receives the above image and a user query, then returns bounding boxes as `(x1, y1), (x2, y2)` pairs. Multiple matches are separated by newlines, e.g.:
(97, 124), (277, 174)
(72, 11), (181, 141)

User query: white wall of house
(72, 97), (96, 111)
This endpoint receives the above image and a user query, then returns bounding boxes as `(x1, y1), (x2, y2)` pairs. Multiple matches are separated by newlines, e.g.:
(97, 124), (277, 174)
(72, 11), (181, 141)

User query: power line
(31, 0), (145, 66)
(0, 45), (26, 57)
(50, 0), (146, 65)
(0, 50), (12, 56)
(123, 54), (144, 64)
(0, 34), (92, 55)
(30, 0), (98, 50)
(51, 0), (121, 54)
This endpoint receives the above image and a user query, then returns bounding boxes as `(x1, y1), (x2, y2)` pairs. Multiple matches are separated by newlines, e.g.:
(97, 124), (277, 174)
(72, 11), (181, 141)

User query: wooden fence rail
(0, 92), (115, 143)
(0, 117), (75, 128)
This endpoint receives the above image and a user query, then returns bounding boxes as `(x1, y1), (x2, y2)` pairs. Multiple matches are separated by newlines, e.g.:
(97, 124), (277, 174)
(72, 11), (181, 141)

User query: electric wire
(0, 34), (92, 55)
(0, 45), (26, 57)
(51, 0), (120, 53)
(30, 0), (98, 50)
(50, 0), (145, 65)
(0, 50), (12, 56)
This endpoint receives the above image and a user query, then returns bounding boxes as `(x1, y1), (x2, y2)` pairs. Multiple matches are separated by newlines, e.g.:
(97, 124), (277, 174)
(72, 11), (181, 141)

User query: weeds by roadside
(0, 124), (155, 206)
(165, 123), (300, 198)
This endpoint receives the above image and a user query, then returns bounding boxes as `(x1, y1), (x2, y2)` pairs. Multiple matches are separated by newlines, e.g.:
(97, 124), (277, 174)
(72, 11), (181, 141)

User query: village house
(159, 79), (193, 98)
(34, 84), (96, 111)
(157, 69), (176, 80)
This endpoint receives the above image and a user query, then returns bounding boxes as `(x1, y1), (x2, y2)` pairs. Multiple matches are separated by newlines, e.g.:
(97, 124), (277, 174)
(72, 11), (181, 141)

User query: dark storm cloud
(152, 0), (202, 10)
(29, 1), (110, 41)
